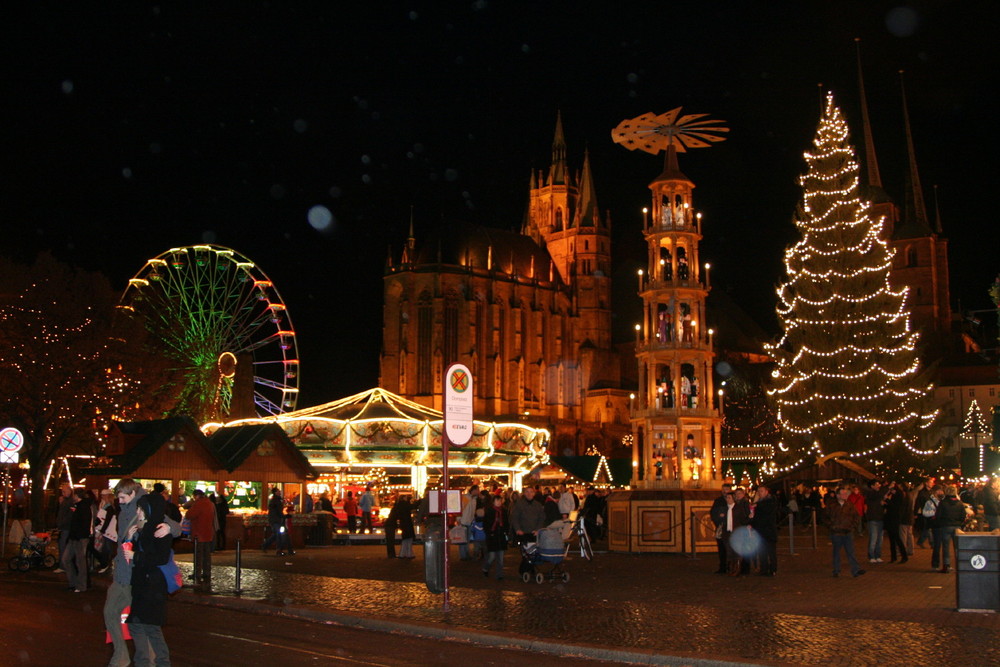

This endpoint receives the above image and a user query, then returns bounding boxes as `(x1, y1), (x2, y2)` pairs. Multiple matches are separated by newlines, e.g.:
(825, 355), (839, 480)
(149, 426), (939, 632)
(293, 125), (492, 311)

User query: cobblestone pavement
(164, 532), (1000, 666)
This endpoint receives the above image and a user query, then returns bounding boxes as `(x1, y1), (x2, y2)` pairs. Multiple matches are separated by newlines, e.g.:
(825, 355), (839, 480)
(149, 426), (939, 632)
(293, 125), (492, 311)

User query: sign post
(441, 363), (473, 610)
(0, 427), (25, 558)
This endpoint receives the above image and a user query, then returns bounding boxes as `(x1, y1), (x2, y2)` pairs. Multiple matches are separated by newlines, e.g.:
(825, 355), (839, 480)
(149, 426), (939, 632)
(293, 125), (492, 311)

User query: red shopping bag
(105, 605), (132, 643)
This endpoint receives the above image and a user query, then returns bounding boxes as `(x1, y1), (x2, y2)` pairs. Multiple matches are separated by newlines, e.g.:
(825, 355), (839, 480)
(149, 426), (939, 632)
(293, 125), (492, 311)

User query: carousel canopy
(204, 388), (550, 474)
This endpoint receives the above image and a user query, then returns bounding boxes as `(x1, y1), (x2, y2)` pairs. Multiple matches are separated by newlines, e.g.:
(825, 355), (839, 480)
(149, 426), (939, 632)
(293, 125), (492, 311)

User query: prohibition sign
(450, 369), (469, 393)
(1, 427), (24, 453)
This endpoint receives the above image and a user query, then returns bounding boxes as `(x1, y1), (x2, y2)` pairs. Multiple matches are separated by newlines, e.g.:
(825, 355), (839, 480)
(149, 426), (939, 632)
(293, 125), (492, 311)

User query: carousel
(202, 388), (551, 494)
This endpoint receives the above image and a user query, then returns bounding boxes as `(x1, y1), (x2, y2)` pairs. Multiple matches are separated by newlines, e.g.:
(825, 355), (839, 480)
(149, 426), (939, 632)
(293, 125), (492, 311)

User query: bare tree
(0, 253), (177, 524)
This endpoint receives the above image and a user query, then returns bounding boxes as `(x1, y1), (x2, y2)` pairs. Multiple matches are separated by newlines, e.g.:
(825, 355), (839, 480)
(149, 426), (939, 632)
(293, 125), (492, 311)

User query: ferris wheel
(120, 244), (299, 422)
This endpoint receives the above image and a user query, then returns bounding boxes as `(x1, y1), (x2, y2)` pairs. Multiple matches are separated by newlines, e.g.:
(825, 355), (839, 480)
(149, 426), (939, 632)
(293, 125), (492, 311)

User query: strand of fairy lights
(764, 93), (939, 469)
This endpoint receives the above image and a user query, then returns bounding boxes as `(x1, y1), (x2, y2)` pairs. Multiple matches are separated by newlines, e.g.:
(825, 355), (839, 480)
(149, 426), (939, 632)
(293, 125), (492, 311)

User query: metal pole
(1, 467), (8, 559)
(191, 537), (199, 584)
(234, 539), (242, 593)
(812, 508), (818, 550)
(688, 510), (699, 559)
(787, 511), (796, 555)
(442, 430), (451, 611)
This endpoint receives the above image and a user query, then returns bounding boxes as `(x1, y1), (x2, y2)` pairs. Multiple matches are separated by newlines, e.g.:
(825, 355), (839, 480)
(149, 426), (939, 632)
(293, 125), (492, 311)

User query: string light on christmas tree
(764, 93), (938, 471)
(960, 400), (992, 474)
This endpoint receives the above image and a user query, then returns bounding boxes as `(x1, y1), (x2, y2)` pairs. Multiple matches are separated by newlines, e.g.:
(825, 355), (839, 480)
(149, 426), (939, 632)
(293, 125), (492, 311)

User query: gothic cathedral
(380, 115), (632, 457)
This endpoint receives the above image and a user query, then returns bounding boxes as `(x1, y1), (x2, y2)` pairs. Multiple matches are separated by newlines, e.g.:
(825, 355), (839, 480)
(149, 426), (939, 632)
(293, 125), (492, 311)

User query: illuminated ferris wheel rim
(120, 243), (300, 417)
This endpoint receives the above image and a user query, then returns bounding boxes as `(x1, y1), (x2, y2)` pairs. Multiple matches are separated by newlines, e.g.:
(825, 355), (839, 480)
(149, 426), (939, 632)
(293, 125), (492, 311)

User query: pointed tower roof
(548, 111), (568, 186)
(575, 148), (600, 227)
(649, 144), (694, 186)
(400, 207), (416, 264)
(895, 71), (933, 239)
(855, 39), (893, 206)
(932, 184), (944, 234)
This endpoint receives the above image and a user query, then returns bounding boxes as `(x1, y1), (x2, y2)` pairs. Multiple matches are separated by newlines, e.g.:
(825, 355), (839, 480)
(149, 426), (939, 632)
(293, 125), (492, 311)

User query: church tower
(524, 113), (615, 372)
(856, 42), (951, 356)
(891, 74), (951, 351)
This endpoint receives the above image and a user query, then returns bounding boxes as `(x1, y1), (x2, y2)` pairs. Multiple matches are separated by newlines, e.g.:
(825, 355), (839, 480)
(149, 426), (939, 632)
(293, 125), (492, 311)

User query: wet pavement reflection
(179, 559), (999, 666)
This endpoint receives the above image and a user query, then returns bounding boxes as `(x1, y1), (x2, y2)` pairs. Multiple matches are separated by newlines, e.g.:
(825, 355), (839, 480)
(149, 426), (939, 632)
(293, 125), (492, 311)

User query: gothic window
(585, 240), (589, 251)
(476, 297), (488, 380)
(906, 246), (917, 267)
(417, 294), (433, 394)
(520, 307), (528, 357)
(443, 292), (459, 367)
(555, 208), (563, 230)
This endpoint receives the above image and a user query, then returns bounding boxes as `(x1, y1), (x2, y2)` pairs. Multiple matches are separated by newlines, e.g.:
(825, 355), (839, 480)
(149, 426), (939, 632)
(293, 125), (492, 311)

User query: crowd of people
(45, 480), (234, 665)
(710, 475), (994, 579)
(450, 482), (608, 578)
(351, 483), (612, 578)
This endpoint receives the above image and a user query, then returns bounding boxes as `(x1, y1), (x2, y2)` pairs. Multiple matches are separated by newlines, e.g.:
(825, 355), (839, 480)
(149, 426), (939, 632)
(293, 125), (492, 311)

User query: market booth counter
(241, 513), (316, 549)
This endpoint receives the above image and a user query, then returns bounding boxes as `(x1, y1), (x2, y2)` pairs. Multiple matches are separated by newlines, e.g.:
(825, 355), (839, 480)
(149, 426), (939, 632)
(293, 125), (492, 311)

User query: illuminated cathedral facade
(379, 115), (632, 456)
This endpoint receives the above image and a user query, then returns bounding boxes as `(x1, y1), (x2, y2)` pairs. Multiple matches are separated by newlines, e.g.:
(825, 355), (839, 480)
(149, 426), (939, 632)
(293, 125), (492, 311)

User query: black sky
(5, 1), (998, 407)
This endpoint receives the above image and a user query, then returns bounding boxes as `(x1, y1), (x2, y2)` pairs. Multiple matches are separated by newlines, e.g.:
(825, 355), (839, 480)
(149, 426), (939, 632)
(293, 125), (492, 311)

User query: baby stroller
(519, 524), (570, 584)
(8, 532), (57, 572)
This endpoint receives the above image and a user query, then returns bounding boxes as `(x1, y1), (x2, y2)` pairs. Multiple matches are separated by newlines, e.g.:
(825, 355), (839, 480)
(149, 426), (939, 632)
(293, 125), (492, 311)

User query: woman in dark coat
(126, 492), (173, 666)
(482, 494), (508, 579)
(883, 482), (909, 563)
(397, 494), (416, 559)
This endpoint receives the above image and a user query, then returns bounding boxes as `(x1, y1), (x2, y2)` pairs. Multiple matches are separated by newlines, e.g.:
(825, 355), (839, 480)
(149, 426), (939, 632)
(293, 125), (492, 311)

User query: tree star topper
(612, 108), (728, 155)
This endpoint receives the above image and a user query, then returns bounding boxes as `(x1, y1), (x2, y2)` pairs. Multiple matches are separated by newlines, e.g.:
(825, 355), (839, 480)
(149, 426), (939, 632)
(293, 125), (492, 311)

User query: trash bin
(423, 521), (445, 594)
(955, 531), (1000, 612)
(309, 513), (334, 546)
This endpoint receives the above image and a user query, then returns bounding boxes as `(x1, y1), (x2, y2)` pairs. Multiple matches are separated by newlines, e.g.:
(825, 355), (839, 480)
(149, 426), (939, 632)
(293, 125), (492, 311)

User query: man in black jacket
(709, 483), (734, 574)
(62, 488), (92, 593)
(936, 486), (970, 574)
(751, 485), (779, 576)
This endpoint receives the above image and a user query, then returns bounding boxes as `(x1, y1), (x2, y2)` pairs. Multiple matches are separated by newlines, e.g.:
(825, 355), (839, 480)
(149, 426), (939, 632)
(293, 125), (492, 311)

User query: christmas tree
(960, 399), (991, 441)
(765, 93), (936, 469)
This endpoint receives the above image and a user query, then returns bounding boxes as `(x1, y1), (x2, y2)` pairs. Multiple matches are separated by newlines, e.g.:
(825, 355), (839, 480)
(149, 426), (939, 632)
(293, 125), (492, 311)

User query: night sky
(6, 2), (998, 407)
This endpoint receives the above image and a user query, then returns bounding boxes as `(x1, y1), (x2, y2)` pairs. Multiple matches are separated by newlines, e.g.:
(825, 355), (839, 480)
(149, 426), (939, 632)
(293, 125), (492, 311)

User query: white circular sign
(0, 427), (24, 453)
(971, 554), (987, 570)
(444, 363), (474, 446)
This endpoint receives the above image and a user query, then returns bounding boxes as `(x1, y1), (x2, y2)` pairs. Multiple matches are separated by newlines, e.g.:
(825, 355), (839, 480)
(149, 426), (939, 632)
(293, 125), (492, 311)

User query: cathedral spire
(899, 71), (931, 237)
(933, 184), (943, 234)
(855, 38), (883, 189)
(549, 111), (567, 186)
(401, 207), (416, 264)
(575, 148), (600, 227)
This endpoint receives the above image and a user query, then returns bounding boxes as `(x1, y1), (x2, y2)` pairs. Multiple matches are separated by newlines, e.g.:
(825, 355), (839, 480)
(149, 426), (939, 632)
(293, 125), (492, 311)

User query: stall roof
(208, 423), (317, 478)
(86, 416), (218, 475)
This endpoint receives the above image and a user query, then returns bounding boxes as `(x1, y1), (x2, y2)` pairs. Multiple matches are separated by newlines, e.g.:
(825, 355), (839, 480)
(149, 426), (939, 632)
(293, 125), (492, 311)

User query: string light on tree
(765, 93), (937, 471)
(960, 399), (992, 474)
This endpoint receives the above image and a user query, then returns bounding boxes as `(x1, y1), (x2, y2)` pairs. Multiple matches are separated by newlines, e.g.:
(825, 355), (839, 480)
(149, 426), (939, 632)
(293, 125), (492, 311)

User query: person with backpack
(922, 484), (944, 571)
